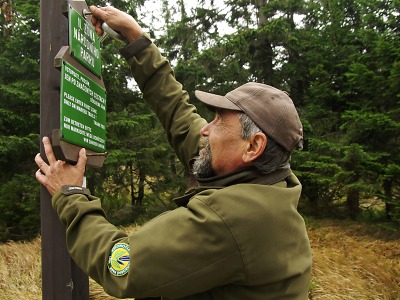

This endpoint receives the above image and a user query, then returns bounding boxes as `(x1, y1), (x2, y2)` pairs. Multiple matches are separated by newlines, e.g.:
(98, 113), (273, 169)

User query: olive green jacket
(52, 34), (312, 299)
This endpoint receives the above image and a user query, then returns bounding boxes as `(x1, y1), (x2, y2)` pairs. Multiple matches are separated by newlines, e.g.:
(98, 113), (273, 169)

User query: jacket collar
(174, 167), (292, 207)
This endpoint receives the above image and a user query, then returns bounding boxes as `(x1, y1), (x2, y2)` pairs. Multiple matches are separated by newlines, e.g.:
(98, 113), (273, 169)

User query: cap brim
(195, 90), (242, 111)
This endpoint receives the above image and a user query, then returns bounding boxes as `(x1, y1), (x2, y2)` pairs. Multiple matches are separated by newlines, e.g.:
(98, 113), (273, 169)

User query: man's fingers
(94, 21), (104, 36)
(35, 168), (45, 184)
(89, 5), (108, 20)
(89, 6), (104, 36)
(89, 5), (100, 16)
(76, 148), (87, 172)
(42, 136), (57, 165)
(88, 5), (141, 42)
(35, 153), (49, 175)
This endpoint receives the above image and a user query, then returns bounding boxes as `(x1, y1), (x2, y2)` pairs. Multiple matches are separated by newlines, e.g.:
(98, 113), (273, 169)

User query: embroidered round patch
(108, 243), (130, 276)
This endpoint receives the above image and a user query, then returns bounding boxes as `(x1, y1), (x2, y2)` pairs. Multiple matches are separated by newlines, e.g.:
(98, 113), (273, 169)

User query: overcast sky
(138, 0), (235, 37)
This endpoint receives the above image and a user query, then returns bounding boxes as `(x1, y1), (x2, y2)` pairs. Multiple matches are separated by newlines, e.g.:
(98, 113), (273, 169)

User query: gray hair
(238, 113), (291, 174)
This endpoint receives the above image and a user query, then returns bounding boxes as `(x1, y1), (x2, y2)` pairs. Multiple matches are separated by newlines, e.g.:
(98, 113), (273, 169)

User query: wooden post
(40, 0), (89, 298)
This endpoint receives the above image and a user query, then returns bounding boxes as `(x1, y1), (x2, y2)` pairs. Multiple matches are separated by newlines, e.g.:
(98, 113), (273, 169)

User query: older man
(35, 6), (312, 300)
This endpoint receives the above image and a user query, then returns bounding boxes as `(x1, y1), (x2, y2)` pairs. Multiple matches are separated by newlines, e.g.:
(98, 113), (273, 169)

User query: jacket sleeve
(125, 34), (207, 170)
(51, 191), (130, 294)
(52, 189), (245, 299)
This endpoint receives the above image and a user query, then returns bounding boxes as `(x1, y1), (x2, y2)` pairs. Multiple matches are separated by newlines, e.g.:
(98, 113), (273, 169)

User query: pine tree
(0, 0), (40, 240)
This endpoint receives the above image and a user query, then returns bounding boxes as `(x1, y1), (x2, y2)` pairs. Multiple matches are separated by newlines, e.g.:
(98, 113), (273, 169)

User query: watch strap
(61, 185), (91, 196)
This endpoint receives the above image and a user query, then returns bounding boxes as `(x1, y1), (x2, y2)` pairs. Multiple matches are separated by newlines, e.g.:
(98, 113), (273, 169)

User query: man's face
(193, 110), (249, 178)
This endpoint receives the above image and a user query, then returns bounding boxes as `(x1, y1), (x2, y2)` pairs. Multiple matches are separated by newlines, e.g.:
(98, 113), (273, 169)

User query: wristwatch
(61, 185), (91, 197)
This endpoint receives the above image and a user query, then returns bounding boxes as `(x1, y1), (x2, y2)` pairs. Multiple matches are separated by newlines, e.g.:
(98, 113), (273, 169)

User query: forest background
(0, 0), (399, 242)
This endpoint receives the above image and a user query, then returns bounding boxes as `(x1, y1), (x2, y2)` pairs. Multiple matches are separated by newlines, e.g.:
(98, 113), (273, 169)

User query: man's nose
(200, 122), (210, 136)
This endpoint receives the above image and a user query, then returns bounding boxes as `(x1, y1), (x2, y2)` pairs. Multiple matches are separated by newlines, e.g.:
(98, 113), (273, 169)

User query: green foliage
(292, 138), (343, 215)
(1, 0), (400, 241)
(0, 0), (40, 241)
(0, 174), (40, 241)
(297, 0), (400, 220)
(113, 0), (400, 222)
(340, 111), (400, 149)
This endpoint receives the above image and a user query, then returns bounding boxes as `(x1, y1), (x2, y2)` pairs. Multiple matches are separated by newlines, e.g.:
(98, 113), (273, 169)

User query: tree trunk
(383, 179), (394, 219)
(138, 167), (145, 206)
(253, 0), (274, 83)
(346, 188), (360, 219)
(130, 162), (136, 209)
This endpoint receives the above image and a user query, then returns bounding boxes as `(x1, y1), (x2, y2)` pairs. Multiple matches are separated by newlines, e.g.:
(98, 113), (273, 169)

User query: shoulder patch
(108, 243), (131, 276)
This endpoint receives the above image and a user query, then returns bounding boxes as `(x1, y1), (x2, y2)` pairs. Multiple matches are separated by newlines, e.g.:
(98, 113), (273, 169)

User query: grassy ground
(307, 219), (400, 299)
(0, 219), (399, 300)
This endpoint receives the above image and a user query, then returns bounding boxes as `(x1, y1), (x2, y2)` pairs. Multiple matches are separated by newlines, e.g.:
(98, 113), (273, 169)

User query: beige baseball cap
(195, 82), (303, 152)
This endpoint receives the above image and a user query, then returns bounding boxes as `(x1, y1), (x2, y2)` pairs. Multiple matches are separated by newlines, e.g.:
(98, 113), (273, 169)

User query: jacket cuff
(120, 33), (152, 60)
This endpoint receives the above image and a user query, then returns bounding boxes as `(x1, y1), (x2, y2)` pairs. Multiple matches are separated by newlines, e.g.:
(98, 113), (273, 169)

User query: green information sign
(69, 5), (101, 76)
(60, 61), (106, 153)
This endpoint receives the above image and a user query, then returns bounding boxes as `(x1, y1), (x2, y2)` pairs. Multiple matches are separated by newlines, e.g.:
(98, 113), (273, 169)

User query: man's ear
(242, 132), (267, 163)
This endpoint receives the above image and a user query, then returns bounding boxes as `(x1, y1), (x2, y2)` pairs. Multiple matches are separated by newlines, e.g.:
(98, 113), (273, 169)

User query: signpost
(68, 5), (101, 77)
(60, 61), (106, 153)
(40, 0), (107, 298)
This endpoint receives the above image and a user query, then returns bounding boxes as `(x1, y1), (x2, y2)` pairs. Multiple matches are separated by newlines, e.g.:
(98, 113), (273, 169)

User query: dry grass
(0, 221), (398, 300)
(308, 219), (400, 300)
(0, 236), (42, 299)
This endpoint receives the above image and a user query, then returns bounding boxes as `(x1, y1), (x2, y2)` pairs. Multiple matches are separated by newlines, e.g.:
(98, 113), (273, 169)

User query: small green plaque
(60, 61), (106, 153)
(69, 5), (101, 76)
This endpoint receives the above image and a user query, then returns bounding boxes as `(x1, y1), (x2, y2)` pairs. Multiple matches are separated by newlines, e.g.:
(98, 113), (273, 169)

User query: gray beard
(192, 138), (213, 178)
